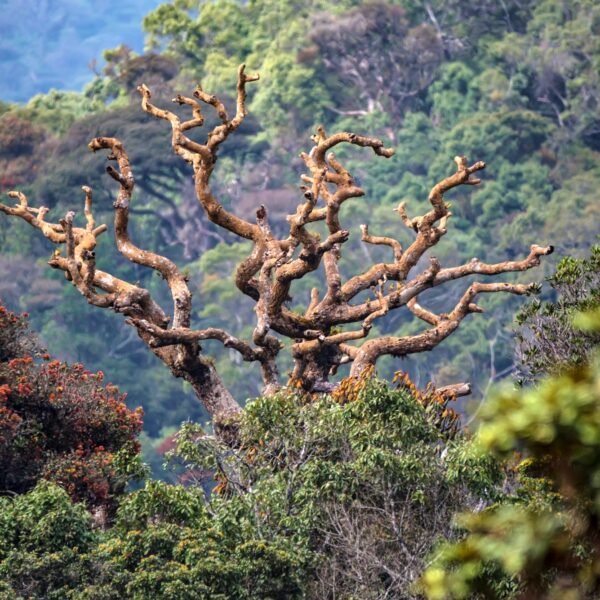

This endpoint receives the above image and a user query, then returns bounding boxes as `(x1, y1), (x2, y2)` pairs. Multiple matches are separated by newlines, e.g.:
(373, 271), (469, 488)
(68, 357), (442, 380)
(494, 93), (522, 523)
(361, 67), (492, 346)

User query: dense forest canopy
(1, 1), (600, 598)
(0, 0), (598, 463)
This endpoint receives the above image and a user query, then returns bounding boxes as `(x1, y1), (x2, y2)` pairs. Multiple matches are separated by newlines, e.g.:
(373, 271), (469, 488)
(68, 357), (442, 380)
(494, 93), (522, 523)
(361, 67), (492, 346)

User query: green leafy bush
(421, 310), (600, 599)
(515, 245), (600, 383)
(0, 375), (507, 598)
(169, 377), (502, 598)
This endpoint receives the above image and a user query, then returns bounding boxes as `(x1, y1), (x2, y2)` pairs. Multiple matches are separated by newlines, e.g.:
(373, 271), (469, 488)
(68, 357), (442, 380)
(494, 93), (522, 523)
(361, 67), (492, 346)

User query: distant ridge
(0, 0), (163, 103)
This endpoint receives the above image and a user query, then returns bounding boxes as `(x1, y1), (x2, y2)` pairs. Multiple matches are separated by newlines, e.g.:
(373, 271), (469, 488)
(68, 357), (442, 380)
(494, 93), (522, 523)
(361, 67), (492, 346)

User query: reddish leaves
(0, 304), (143, 508)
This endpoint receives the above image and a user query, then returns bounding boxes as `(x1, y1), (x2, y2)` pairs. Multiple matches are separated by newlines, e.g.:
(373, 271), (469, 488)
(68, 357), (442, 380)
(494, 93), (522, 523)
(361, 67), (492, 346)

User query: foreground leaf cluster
(423, 309), (600, 598)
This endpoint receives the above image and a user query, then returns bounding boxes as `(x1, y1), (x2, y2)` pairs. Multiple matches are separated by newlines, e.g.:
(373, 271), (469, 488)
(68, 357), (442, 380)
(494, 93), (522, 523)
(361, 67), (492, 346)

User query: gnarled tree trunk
(0, 65), (553, 435)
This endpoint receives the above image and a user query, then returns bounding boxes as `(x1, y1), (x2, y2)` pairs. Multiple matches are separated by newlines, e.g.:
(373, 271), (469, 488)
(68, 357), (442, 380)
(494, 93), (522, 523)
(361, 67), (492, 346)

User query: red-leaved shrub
(0, 303), (143, 508)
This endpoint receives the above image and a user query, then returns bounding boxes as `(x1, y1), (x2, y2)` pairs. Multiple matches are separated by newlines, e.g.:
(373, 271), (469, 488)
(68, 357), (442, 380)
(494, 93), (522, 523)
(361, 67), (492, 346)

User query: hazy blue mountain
(0, 0), (162, 103)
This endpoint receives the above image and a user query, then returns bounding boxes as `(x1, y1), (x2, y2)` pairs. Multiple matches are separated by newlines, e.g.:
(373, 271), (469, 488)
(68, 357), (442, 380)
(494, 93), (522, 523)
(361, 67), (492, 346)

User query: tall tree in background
(308, 2), (443, 120)
(0, 66), (553, 433)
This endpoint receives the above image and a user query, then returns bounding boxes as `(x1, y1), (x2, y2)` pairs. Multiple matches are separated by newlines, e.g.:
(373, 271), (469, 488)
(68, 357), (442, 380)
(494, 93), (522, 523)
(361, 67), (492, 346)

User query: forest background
(0, 0), (598, 474)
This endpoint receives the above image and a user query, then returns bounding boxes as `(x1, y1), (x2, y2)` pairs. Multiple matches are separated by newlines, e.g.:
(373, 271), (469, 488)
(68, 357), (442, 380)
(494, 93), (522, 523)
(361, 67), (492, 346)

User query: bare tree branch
(1, 64), (553, 433)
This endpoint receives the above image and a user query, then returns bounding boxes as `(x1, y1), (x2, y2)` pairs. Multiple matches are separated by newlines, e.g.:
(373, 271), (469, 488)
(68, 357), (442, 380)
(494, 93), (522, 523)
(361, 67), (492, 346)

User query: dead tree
(0, 65), (553, 432)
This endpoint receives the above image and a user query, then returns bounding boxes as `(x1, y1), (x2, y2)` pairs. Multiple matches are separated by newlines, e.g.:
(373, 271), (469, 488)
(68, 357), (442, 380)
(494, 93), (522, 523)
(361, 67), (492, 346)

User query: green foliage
(115, 480), (207, 530)
(441, 110), (552, 168)
(515, 245), (600, 383)
(170, 379), (502, 597)
(0, 378), (505, 598)
(0, 481), (93, 559)
(18, 91), (106, 136)
(0, 482), (97, 600)
(0, 468), (307, 599)
(250, 52), (331, 134)
(421, 308), (600, 599)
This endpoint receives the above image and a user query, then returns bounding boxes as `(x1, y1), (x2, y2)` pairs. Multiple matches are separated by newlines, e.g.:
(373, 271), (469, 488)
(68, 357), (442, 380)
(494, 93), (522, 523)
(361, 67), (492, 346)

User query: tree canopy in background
(1, 2), (600, 597)
(0, 0), (598, 470)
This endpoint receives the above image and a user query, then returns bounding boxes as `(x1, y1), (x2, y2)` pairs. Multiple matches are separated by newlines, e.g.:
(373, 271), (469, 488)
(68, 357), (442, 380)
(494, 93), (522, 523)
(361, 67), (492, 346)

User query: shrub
(0, 303), (145, 509)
